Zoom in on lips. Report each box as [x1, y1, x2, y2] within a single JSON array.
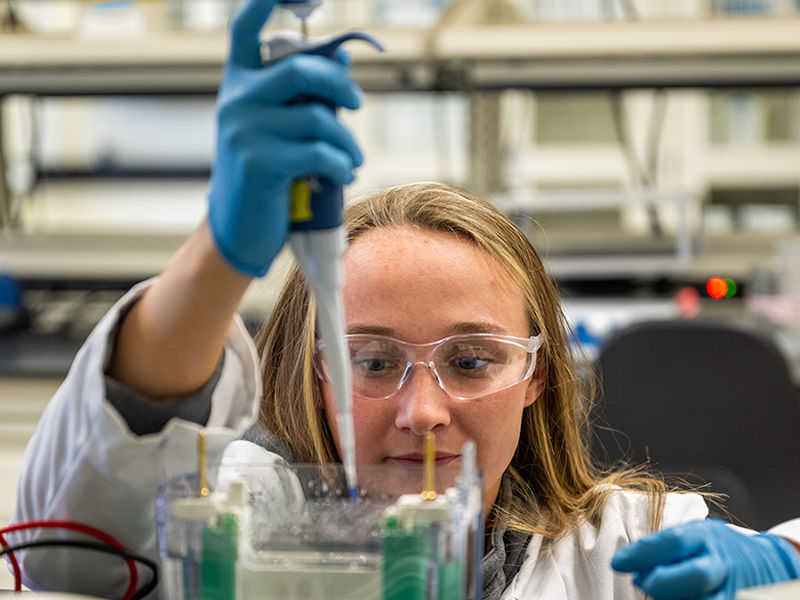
[[387, 453, 460, 467]]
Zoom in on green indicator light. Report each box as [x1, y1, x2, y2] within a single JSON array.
[[724, 278, 737, 298]]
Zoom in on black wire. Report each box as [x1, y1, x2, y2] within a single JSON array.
[[619, 0, 640, 20], [2, 0, 22, 31], [609, 90, 664, 237], [609, 91, 649, 187], [607, 0, 667, 239], [645, 88, 668, 188], [0, 539, 159, 600]]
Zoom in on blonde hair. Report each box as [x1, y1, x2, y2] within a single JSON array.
[[256, 182, 671, 539]]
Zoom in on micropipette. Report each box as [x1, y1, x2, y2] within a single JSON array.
[[269, 4, 383, 501]]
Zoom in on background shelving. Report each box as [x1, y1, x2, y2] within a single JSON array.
[[2, 0, 800, 590]]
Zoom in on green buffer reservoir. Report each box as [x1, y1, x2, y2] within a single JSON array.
[[200, 514, 238, 600], [382, 516, 464, 600]]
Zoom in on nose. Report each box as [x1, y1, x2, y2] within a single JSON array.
[[394, 363, 452, 435]]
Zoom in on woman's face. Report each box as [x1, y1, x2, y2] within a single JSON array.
[[321, 226, 545, 513]]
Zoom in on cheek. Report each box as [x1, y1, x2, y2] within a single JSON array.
[[466, 391, 528, 475], [350, 397, 397, 461]]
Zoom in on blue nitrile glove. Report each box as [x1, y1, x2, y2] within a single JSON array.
[[208, 0, 364, 277], [612, 518, 800, 600]]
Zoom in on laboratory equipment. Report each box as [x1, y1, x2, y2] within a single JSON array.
[[156, 439, 483, 600], [266, 5, 383, 502]]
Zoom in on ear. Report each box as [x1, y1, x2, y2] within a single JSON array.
[[523, 366, 546, 408]]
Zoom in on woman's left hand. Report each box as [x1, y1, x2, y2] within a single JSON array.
[[611, 518, 800, 599]]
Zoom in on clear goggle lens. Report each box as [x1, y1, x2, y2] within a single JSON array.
[[318, 333, 542, 401]]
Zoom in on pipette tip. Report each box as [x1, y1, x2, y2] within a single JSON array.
[[348, 485, 359, 503]]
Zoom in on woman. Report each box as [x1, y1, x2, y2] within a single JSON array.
[[250, 181, 707, 596], [9, 1, 800, 598]]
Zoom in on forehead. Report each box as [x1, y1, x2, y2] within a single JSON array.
[[345, 225, 513, 282], [342, 226, 529, 339]]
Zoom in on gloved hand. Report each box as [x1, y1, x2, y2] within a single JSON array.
[[612, 518, 800, 599], [208, 0, 364, 277]]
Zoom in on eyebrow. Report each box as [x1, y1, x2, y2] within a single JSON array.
[[450, 321, 509, 335], [347, 321, 509, 337], [347, 325, 395, 336]]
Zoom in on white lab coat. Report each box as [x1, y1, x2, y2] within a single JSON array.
[[9, 281, 800, 600]]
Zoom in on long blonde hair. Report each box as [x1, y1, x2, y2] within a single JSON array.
[[256, 182, 670, 539]]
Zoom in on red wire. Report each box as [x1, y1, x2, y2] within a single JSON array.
[[0, 532, 22, 592], [0, 520, 138, 600]]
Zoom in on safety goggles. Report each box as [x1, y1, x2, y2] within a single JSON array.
[[317, 332, 542, 401]]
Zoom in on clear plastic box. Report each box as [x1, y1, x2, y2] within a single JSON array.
[[156, 448, 483, 600]]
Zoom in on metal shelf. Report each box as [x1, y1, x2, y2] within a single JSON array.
[[2, 18, 799, 287], [1, 19, 800, 95], [434, 18, 800, 90]]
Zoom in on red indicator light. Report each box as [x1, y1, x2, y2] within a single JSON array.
[[706, 276, 728, 300]]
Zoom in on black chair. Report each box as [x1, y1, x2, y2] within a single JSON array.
[[592, 318, 800, 530]]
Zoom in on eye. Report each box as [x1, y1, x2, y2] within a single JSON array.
[[350, 346, 404, 377], [453, 355, 488, 371], [447, 347, 495, 377], [356, 358, 390, 373], [440, 339, 510, 377]]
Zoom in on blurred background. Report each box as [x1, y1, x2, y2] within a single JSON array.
[[1, 0, 800, 580]]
